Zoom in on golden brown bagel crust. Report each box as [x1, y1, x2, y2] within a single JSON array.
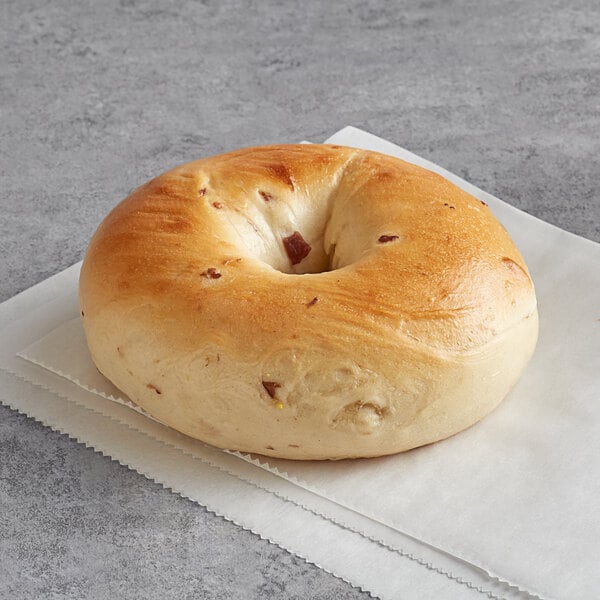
[[79, 145, 538, 459]]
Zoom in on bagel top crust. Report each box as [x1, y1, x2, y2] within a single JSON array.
[[79, 145, 538, 459]]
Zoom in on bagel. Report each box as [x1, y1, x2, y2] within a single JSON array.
[[79, 144, 538, 460]]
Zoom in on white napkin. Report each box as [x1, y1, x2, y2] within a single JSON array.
[[2, 127, 599, 599], [0, 265, 523, 600]]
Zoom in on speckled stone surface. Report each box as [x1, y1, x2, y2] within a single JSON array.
[[1, 1, 599, 598]]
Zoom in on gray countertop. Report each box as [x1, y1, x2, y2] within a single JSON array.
[[1, 1, 599, 598]]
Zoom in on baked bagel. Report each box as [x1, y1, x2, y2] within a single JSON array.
[[79, 144, 538, 459]]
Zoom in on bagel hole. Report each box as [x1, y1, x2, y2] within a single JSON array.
[[255, 228, 364, 275], [257, 229, 339, 275], [221, 169, 379, 275], [280, 234, 339, 275]]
